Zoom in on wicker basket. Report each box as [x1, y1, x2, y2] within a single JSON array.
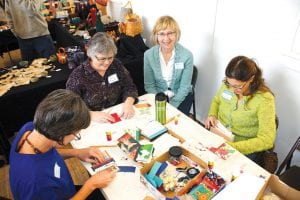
[[119, 13, 143, 37]]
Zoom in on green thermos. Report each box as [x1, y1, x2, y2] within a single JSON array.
[[155, 92, 167, 125]]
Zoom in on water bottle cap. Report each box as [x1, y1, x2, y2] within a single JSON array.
[[155, 92, 167, 101], [169, 146, 182, 158]]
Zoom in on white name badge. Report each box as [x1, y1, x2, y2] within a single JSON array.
[[174, 62, 184, 69], [222, 90, 233, 100], [108, 74, 119, 84], [54, 162, 61, 179]]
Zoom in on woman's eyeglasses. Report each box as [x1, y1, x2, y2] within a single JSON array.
[[95, 55, 114, 63], [224, 79, 247, 89], [157, 31, 176, 38], [73, 133, 81, 141]]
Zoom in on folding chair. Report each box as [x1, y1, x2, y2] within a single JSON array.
[[275, 136, 300, 190], [191, 66, 198, 121]]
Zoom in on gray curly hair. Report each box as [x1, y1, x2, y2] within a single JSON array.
[[86, 32, 117, 59]]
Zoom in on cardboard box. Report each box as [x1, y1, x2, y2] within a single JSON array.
[[257, 174, 300, 200], [140, 147, 226, 199]]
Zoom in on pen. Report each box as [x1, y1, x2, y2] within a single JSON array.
[[91, 144, 118, 148]]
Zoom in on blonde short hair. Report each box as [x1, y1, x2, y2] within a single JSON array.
[[151, 15, 181, 45]]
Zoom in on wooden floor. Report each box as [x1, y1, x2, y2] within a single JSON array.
[[0, 49, 22, 68]]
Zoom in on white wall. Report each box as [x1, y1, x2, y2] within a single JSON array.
[[109, 0, 300, 166]]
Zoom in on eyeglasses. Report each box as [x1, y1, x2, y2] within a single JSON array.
[[94, 55, 114, 63], [157, 31, 176, 38], [73, 133, 81, 141], [224, 79, 247, 89]]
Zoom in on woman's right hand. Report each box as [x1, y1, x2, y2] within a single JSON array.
[[88, 167, 117, 188], [90, 111, 115, 123], [72, 167, 117, 200], [204, 116, 217, 129]]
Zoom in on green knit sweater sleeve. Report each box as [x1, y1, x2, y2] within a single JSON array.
[[227, 92, 276, 155], [208, 86, 223, 117]]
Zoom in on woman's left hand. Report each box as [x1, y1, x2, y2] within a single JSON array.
[[77, 147, 105, 164], [121, 103, 135, 119]]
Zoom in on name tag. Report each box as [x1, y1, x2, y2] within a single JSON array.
[[54, 162, 61, 179], [108, 74, 119, 84], [222, 90, 233, 100], [174, 62, 184, 69]]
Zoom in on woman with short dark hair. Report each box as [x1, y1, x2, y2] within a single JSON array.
[[9, 89, 116, 200]]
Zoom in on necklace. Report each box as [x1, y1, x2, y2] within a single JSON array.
[[17, 131, 42, 154]]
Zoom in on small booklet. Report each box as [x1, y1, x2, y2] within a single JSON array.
[[136, 143, 154, 163], [91, 150, 118, 172], [210, 120, 235, 142], [138, 120, 167, 141], [117, 133, 141, 161]]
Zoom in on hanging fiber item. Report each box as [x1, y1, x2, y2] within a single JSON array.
[[119, 0, 133, 22]]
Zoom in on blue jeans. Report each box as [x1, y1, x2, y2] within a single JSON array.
[[178, 92, 193, 116], [17, 35, 55, 62], [246, 152, 264, 167]]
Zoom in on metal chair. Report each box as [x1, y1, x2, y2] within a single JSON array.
[[275, 136, 300, 191], [191, 66, 198, 121]]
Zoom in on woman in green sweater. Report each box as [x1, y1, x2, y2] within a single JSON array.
[[205, 55, 276, 163]]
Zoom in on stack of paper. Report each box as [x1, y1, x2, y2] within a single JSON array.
[[213, 173, 266, 200], [210, 120, 235, 142], [138, 120, 167, 140]]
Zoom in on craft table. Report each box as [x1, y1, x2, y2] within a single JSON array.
[[71, 94, 270, 200]]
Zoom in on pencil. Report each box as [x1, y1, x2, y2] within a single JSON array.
[[166, 114, 181, 124]]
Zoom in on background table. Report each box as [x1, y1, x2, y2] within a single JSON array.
[[0, 29, 19, 64], [0, 65, 73, 161]]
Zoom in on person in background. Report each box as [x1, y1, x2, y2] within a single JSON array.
[[66, 32, 138, 122], [0, 0, 6, 23], [144, 15, 194, 116], [9, 89, 116, 200], [5, 0, 55, 62], [204, 55, 276, 163]]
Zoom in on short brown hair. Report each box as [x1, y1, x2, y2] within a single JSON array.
[[33, 89, 90, 144]]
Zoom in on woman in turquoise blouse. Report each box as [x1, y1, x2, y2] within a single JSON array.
[[144, 16, 194, 115], [205, 56, 276, 163]]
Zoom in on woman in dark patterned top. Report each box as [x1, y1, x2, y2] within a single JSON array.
[[66, 32, 138, 122]]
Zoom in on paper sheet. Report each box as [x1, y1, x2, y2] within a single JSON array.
[[213, 173, 266, 200]]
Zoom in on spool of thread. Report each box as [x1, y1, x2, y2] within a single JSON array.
[[135, 128, 141, 141], [106, 131, 112, 141]]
